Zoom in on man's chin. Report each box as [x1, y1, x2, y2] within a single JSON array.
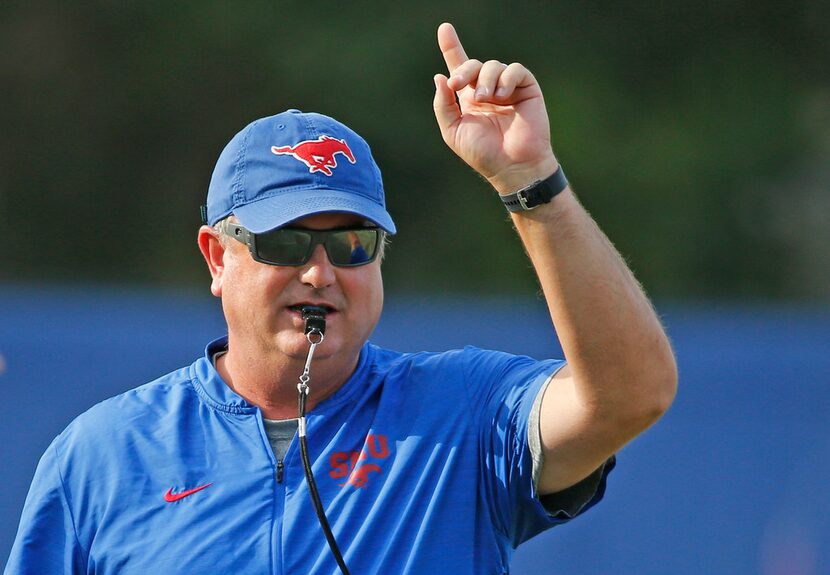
[[271, 331, 338, 361]]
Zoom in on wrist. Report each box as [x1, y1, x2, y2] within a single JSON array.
[[499, 165, 569, 213], [487, 155, 559, 196]]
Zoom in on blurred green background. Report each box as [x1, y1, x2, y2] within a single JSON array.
[[2, 0, 828, 300]]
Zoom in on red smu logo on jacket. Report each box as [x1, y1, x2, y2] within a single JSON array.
[[329, 433, 390, 489]]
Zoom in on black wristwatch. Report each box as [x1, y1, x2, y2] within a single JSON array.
[[499, 166, 568, 213]]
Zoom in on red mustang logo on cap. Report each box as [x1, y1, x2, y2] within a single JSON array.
[[271, 136, 355, 176]]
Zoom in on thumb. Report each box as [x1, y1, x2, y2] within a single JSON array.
[[432, 73, 460, 147]]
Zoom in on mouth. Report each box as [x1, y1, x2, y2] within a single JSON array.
[[287, 303, 337, 315]]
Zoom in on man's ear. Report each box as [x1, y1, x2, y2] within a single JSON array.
[[197, 225, 227, 297]]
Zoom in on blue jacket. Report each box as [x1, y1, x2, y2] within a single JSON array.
[[5, 339, 611, 574]]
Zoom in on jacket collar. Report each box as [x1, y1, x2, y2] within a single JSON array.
[[190, 336, 374, 414]]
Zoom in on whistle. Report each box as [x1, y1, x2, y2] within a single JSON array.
[[301, 305, 327, 336]]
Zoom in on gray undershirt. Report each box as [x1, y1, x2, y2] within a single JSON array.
[[263, 418, 298, 461], [528, 373, 552, 488]]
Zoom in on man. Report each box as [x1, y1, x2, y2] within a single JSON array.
[[5, 23, 676, 574]]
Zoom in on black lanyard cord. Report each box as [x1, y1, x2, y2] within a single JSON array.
[[298, 306, 351, 575]]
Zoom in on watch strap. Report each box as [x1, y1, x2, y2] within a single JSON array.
[[500, 166, 568, 212]]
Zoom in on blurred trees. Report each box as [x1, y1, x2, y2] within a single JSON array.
[[1, 0, 828, 300]]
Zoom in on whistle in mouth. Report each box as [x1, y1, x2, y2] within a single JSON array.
[[301, 305, 327, 336]]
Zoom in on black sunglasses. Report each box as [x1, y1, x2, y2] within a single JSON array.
[[224, 222, 384, 267]]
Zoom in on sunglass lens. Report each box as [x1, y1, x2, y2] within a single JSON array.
[[326, 229, 378, 266], [256, 229, 312, 265]]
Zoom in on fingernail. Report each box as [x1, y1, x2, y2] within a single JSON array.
[[495, 87, 509, 98], [475, 87, 488, 100]]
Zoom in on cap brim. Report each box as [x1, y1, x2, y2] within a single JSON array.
[[233, 188, 396, 235]]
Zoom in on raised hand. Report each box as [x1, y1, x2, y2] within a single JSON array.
[[432, 22, 558, 194]]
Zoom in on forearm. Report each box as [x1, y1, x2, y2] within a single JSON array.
[[508, 181, 677, 420]]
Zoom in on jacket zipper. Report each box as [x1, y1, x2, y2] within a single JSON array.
[[276, 459, 284, 483]]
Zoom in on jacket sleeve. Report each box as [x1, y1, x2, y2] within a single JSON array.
[[460, 346, 612, 546], [4, 442, 85, 575]]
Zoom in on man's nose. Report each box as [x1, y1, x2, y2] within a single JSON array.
[[299, 244, 336, 288]]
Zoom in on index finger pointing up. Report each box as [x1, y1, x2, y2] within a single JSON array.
[[437, 22, 469, 73]]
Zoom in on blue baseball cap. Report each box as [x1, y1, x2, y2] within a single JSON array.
[[205, 109, 395, 234]]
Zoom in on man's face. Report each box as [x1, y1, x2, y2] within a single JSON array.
[[206, 212, 384, 365]]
